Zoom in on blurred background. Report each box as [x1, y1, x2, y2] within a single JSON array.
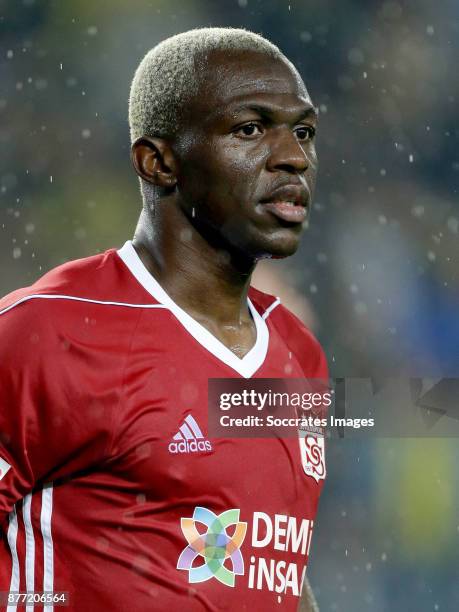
[[1, 0, 458, 609]]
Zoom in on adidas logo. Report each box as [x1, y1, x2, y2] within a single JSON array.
[[168, 415, 212, 454]]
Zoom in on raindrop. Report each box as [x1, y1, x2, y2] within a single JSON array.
[[300, 31, 312, 43], [354, 301, 367, 315], [180, 228, 192, 241], [411, 205, 424, 218], [348, 48, 364, 65], [446, 217, 458, 233]]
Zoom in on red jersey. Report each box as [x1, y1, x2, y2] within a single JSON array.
[[0, 241, 328, 611]]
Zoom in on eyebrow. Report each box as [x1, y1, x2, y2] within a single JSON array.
[[228, 102, 318, 122]]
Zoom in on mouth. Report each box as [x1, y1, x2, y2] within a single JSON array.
[[259, 185, 309, 224], [261, 200, 308, 224]]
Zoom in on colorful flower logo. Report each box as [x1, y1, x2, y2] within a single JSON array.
[[177, 506, 247, 587]]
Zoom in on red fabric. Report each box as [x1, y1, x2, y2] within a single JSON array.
[[0, 248, 328, 611]]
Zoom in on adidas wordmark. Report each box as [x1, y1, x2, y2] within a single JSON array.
[[168, 415, 212, 454]]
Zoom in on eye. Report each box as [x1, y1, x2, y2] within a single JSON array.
[[294, 125, 316, 142], [234, 123, 263, 138]]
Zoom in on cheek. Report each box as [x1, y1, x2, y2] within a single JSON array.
[[307, 148, 318, 171], [177, 136, 267, 207], [212, 142, 266, 198], [221, 140, 265, 171], [305, 149, 318, 186]]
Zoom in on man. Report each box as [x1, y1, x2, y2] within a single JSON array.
[[0, 28, 327, 611]]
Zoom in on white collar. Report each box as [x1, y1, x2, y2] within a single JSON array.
[[117, 241, 269, 378]]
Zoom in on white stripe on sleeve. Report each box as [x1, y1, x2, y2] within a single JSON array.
[[6, 505, 19, 612], [41, 483, 54, 612], [22, 494, 35, 612]]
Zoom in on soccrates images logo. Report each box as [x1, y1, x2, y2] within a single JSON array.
[[177, 506, 247, 587]]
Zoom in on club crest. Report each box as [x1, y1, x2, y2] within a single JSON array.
[[299, 435, 326, 482]]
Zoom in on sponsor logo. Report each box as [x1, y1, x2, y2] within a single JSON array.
[[0, 457, 11, 481], [177, 506, 314, 597], [168, 414, 212, 454], [177, 507, 247, 586], [299, 436, 326, 482]]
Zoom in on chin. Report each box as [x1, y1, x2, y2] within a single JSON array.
[[252, 243, 299, 261], [267, 247, 298, 260], [254, 231, 302, 259], [223, 226, 301, 262]]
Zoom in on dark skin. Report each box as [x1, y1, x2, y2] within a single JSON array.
[[131, 49, 318, 359], [131, 49, 320, 610]]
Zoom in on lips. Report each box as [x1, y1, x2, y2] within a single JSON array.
[[259, 184, 309, 224]]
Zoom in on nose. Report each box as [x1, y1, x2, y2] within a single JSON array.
[[266, 128, 309, 174]]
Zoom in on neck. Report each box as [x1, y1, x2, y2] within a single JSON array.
[[132, 204, 256, 326]]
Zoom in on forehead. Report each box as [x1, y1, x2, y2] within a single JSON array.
[[192, 49, 311, 116]]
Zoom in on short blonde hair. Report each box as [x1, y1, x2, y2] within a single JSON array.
[[128, 27, 284, 142]]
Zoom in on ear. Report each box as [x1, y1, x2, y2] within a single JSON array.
[[131, 136, 177, 189]]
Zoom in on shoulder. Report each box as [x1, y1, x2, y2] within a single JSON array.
[[249, 286, 328, 378], [0, 247, 128, 308], [0, 250, 108, 343], [0, 247, 152, 362], [0, 244, 161, 315]]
